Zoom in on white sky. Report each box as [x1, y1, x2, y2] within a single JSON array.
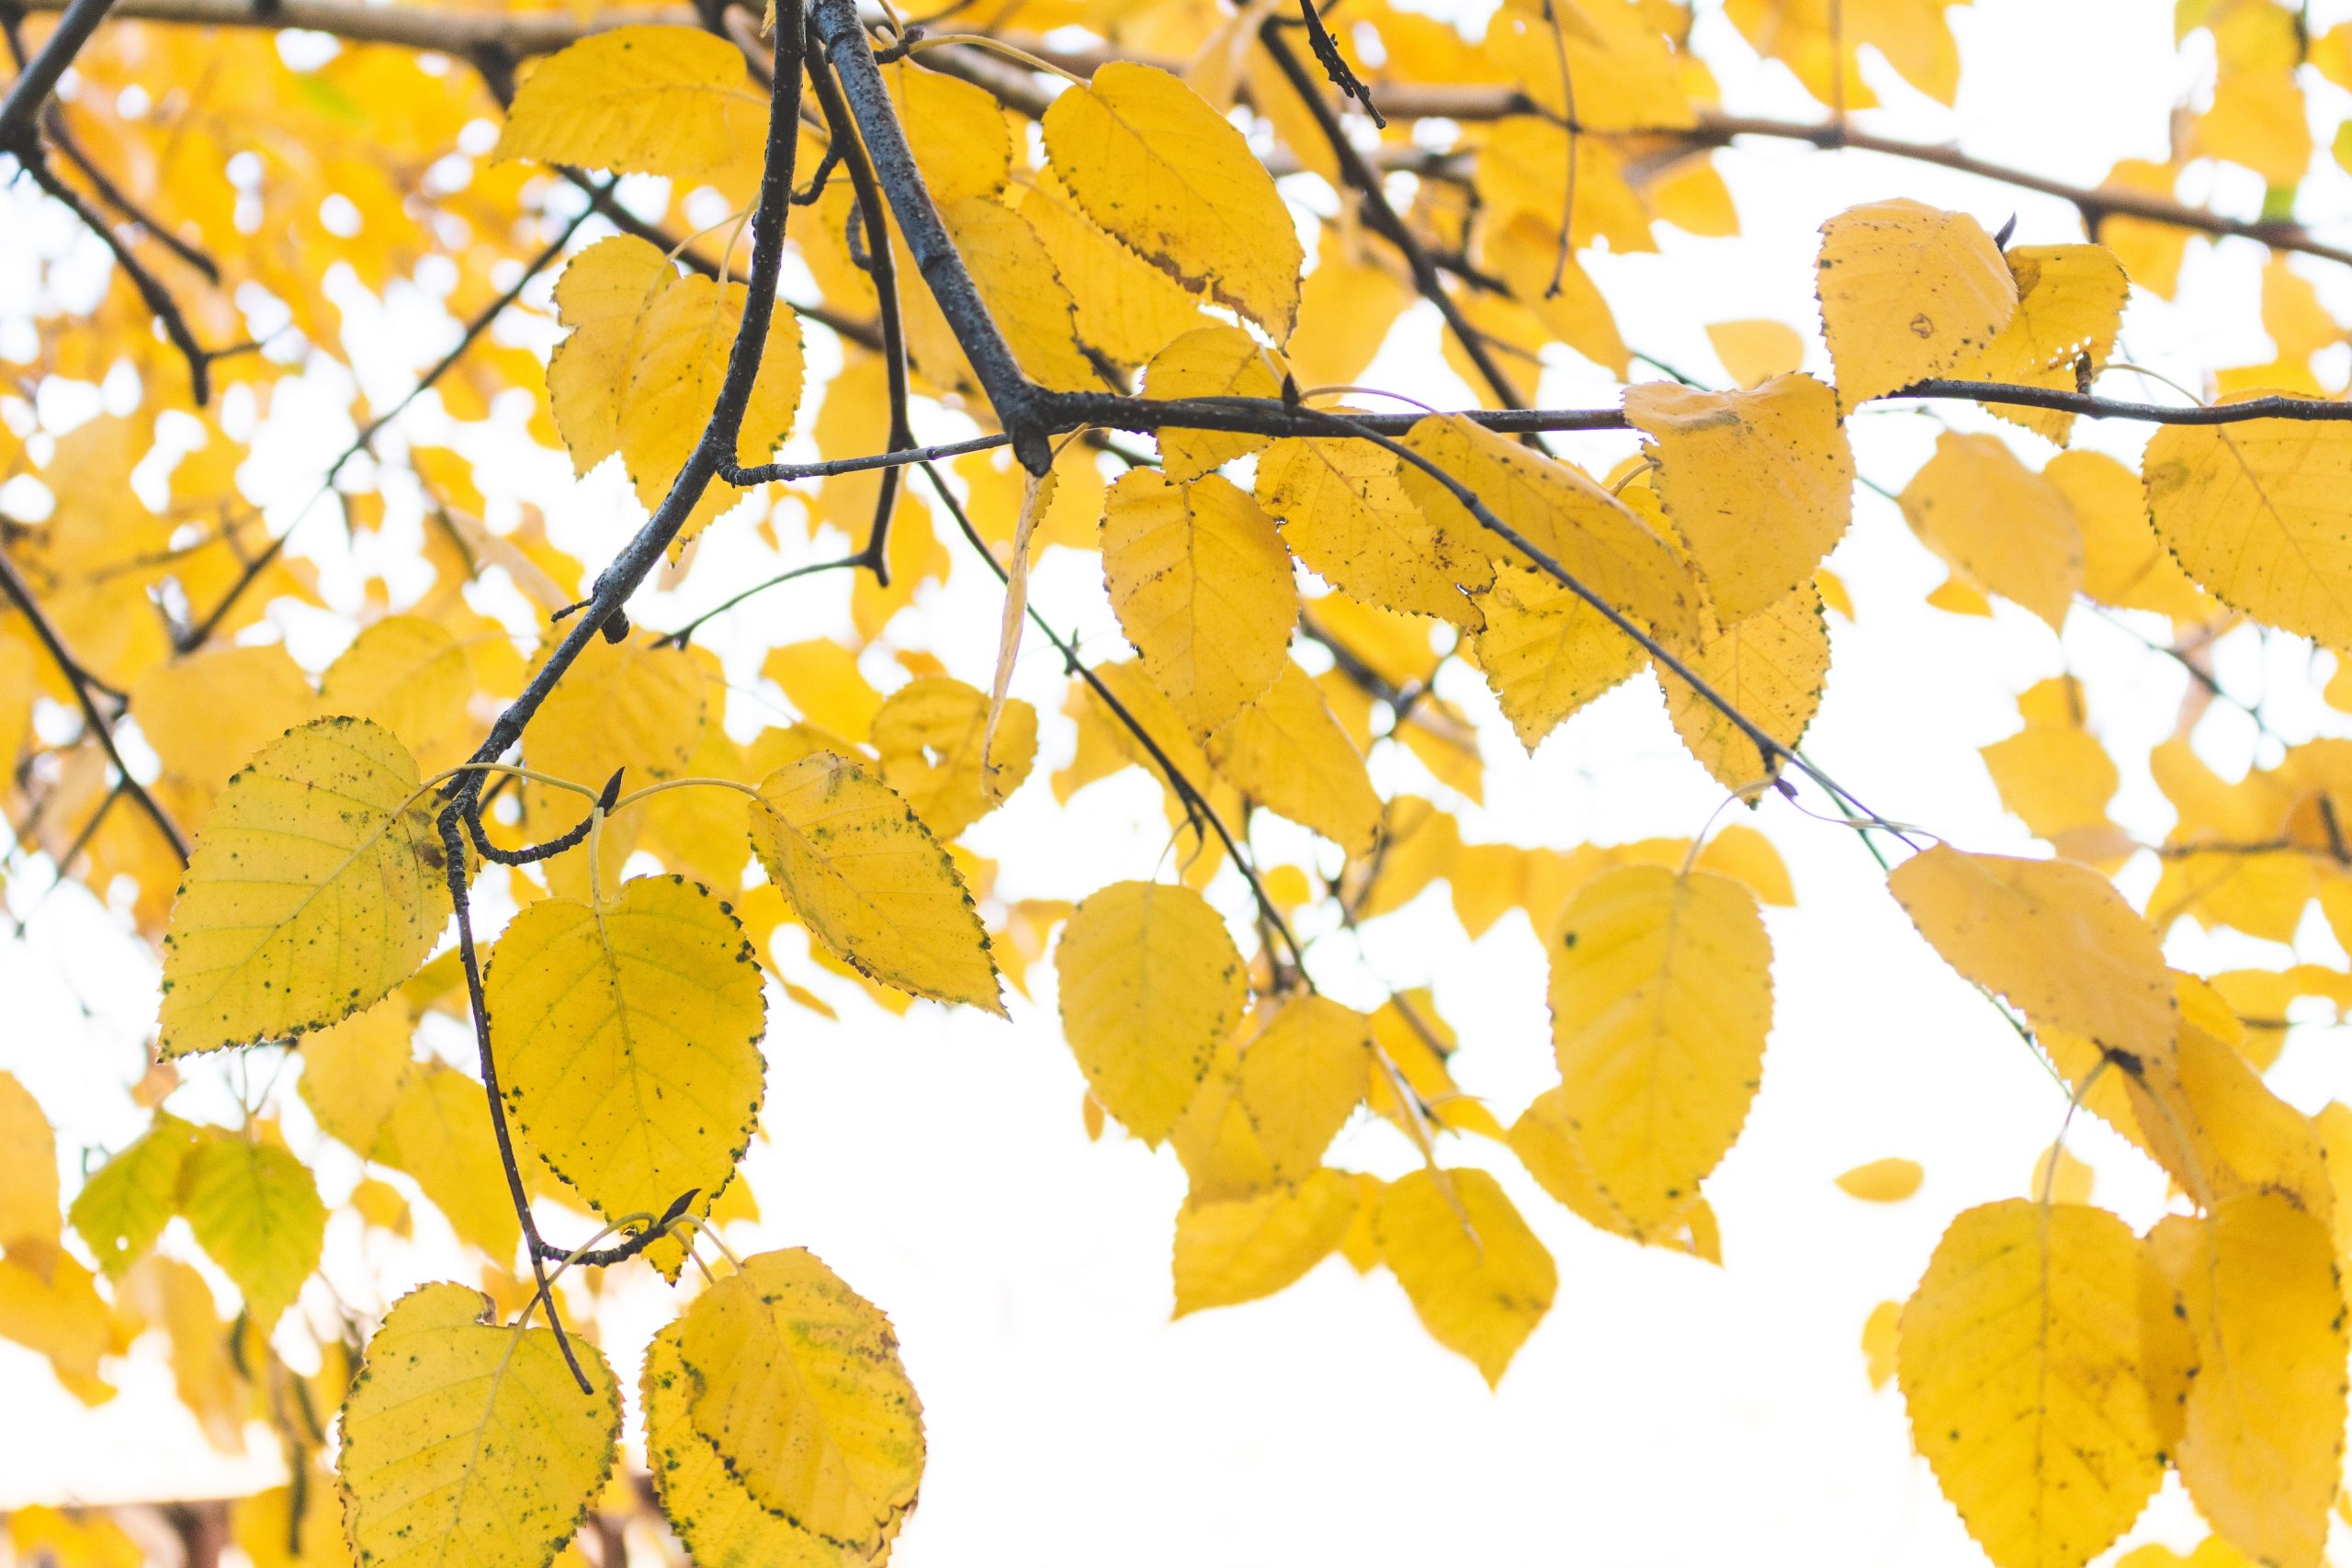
[[9, 0, 2352, 1563]]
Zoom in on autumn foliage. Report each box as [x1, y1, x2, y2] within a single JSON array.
[[9, 0, 2352, 1563]]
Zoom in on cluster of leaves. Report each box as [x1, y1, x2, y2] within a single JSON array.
[[9, 0, 2352, 1563]]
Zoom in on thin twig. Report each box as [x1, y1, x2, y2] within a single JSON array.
[[0, 548, 189, 863]]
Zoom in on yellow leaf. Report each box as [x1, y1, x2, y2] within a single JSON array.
[[1012, 167, 1212, 370], [1835, 1156, 1923, 1202], [0, 1251, 118, 1404], [1145, 322, 1286, 481], [1057, 881, 1245, 1145], [1861, 1299, 1899, 1389], [1897, 1200, 2168, 1568], [69, 1113, 198, 1278], [750, 752, 1003, 1012], [883, 59, 1010, 202], [298, 997, 415, 1156], [1374, 1168, 1555, 1386], [1897, 432, 2081, 632], [1468, 562, 1648, 750], [2031, 1144, 2095, 1205], [1657, 581, 1831, 793], [871, 673, 1036, 840], [159, 716, 450, 1055], [496, 25, 763, 182], [2143, 417, 2352, 649], [1172, 1168, 1359, 1315], [131, 645, 317, 822], [1236, 994, 1373, 1179], [0, 1071, 58, 1253], [321, 615, 478, 771], [1951, 244, 2131, 445], [527, 635, 703, 793], [1102, 468, 1297, 734], [1400, 414, 1699, 646], [178, 1133, 323, 1328], [671, 1248, 924, 1550], [339, 1282, 620, 1568], [379, 1064, 523, 1260], [487, 874, 764, 1240], [1256, 434, 1485, 627], [1204, 662, 1381, 857], [1693, 823, 1796, 907], [1706, 319, 1807, 388], [2151, 1191, 2347, 1568], [119, 1255, 248, 1452], [1816, 199, 2018, 408], [762, 639, 884, 740], [1287, 232, 1414, 390], [936, 195, 1101, 394], [1547, 865, 1772, 1240], [640, 1322, 875, 1568], [1623, 373, 1854, 624], [1889, 844, 2175, 1059], [1042, 62, 1303, 337], [547, 234, 805, 520]]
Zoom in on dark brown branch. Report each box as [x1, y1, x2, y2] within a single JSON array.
[[0, 549, 189, 863], [802, 29, 911, 580], [0, 0, 114, 149], [806, 0, 1047, 467]]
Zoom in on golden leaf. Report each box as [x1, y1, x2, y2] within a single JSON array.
[[1057, 880, 1245, 1145], [496, 25, 763, 182], [1816, 198, 2018, 408], [1375, 1168, 1555, 1386], [1172, 1169, 1359, 1315]]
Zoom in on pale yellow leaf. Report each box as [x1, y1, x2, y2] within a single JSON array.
[[1951, 244, 2131, 444], [0, 1071, 58, 1253], [487, 874, 764, 1239], [496, 25, 763, 182], [1204, 662, 1381, 856], [1255, 434, 1486, 627], [1468, 562, 1648, 750], [1057, 880, 1245, 1145], [1889, 844, 2175, 1059], [1546, 864, 1772, 1240], [1237, 994, 1373, 1179], [1706, 319, 1806, 389], [1897, 432, 2082, 633], [1375, 1168, 1555, 1386], [2143, 416, 2352, 649], [1144, 323, 1286, 482], [1836, 1156, 1923, 1202], [321, 615, 478, 771], [872, 674, 1036, 840], [1172, 1168, 1359, 1315], [1657, 581, 1831, 793]]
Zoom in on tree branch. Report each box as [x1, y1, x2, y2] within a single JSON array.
[[0, 0, 115, 150], [802, 0, 1047, 467], [802, 28, 911, 580], [0, 548, 190, 864]]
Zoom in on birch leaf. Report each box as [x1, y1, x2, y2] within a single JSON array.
[[1817, 198, 2018, 407], [496, 25, 763, 182], [339, 1283, 620, 1568], [1057, 880, 1245, 1145], [1375, 1168, 1555, 1386], [158, 716, 450, 1056]]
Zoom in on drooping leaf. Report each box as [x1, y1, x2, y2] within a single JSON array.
[[159, 716, 450, 1055], [0, 1072, 59, 1255], [1898, 432, 2082, 632], [1374, 1168, 1555, 1386], [69, 1113, 199, 1279], [1898, 1200, 2169, 1568], [1101, 468, 1297, 735], [671, 1248, 924, 1551], [1236, 994, 1373, 1179], [1056, 880, 1246, 1145], [871, 674, 1036, 840], [1468, 563, 1649, 750], [339, 1283, 620, 1568], [487, 874, 765, 1241], [1256, 434, 1487, 627], [1545, 864, 1772, 1240], [749, 752, 1003, 1012], [1143, 323, 1286, 482], [1657, 582, 1831, 793], [1204, 662, 1381, 856], [1172, 1169, 1360, 1315], [2149, 1190, 2348, 1568]]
